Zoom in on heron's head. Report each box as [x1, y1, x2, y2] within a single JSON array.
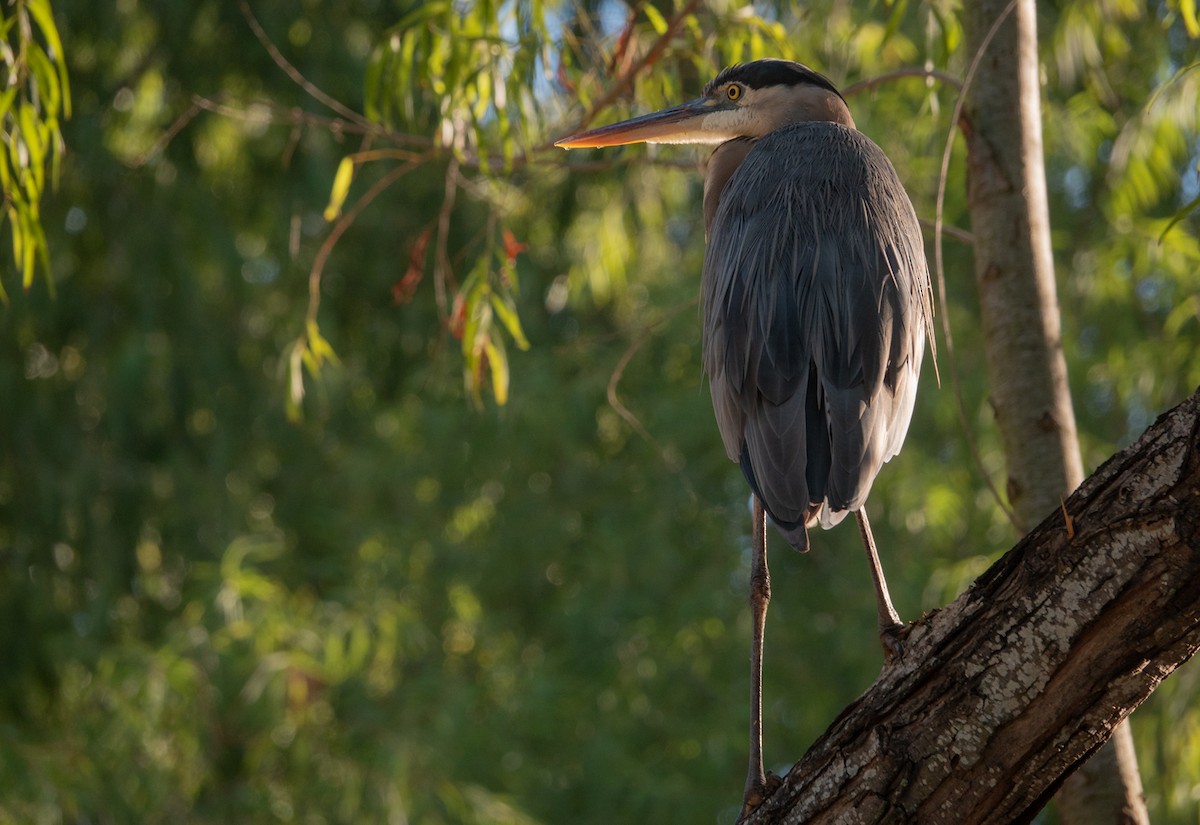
[[555, 59, 854, 149]]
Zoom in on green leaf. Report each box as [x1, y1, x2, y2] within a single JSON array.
[[363, 45, 388, 125], [458, 258, 491, 359], [301, 346, 320, 377], [490, 292, 529, 350], [0, 84, 17, 123], [27, 45, 61, 118], [48, 119, 63, 188], [643, 5, 668, 35], [18, 101, 47, 177], [1182, 0, 1200, 37], [306, 319, 341, 367], [26, 0, 71, 117], [19, 207, 37, 289], [398, 31, 418, 122], [931, 3, 962, 61], [471, 67, 490, 121], [484, 334, 509, 405], [286, 339, 306, 420], [324, 156, 355, 221], [882, 0, 908, 44], [346, 621, 371, 673], [462, 289, 492, 361], [0, 137, 12, 191]]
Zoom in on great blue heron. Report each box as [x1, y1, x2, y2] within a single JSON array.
[[556, 59, 933, 818]]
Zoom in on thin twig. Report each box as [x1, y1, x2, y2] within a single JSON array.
[[238, 0, 371, 129], [608, 329, 659, 444], [190, 95, 431, 145], [918, 217, 973, 246], [933, 0, 1022, 531], [606, 296, 698, 451], [346, 148, 428, 165], [433, 160, 461, 324], [307, 159, 424, 325], [131, 100, 202, 167], [842, 67, 964, 98]]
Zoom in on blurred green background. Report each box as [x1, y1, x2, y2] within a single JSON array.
[[1, 1, 1198, 823]]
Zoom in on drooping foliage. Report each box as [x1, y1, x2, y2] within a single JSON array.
[[0, 0, 71, 297]]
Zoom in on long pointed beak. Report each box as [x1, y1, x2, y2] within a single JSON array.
[[555, 97, 730, 149]]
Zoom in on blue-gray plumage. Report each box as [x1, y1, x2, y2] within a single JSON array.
[[703, 120, 931, 552], [555, 58, 932, 819]]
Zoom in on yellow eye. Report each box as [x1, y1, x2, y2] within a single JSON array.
[[726, 84, 742, 102]]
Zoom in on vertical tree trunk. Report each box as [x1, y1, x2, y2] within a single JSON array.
[[959, 1, 1149, 822]]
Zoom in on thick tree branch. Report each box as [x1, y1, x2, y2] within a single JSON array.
[[745, 387, 1200, 824]]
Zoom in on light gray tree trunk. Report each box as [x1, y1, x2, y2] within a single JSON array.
[[960, 0, 1148, 821]]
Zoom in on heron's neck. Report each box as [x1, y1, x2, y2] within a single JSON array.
[[703, 138, 756, 234], [701, 87, 855, 234]]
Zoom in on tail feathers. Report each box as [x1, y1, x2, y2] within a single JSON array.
[[749, 494, 814, 552], [776, 518, 811, 553]]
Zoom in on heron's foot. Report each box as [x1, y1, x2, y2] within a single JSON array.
[[879, 621, 909, 663], [738, 772, 783, 822]]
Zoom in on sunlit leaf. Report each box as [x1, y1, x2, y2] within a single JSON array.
[[484, 334, 509, 405], [27, 45, 60, 117], [20, 207, 36, 288], [643, 4, 668, 35], [0, 0, 70, 296], [286, 339, 306, 420], [0, 85, 15, 122], [1181, 0, 1200, 37], [17, 102, 47, 196], [323, 156, 355, 222], [490, 292, 530, 350], [306, 319, 341, 367], [363, 44, 388, 124], [931, 3, 962, 60], [26, 0, 71, 116], [882, 0, 909, 44]]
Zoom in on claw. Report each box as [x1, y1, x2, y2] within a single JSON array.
[[880, 621, 910, 663]]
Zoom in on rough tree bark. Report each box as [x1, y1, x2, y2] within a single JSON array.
[[743, 387, 1200, 824], [960, 0, 1148, 820]]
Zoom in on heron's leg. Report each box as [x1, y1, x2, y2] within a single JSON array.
[[740, 498, 780, 819], [855, 507, 905, 660]]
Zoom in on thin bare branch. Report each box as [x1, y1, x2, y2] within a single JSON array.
[[842, 66, 963, 98], [189, 95, 431, 144], [606, 297, 696, 442], [307, 159, 425, 326], [131, 100, 202, 167], [606, 297, 700, 480], [345, 148, 429, 165], [917, 217, 973, 246], [433, 160, 461, 324], [238, 0, 371, 129]]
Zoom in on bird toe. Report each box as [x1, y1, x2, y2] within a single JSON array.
[[879, 621, 910, 663], [738, 772, 783, 822]]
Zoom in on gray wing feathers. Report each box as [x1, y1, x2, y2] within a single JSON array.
[[702, 122, 930, 536]]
